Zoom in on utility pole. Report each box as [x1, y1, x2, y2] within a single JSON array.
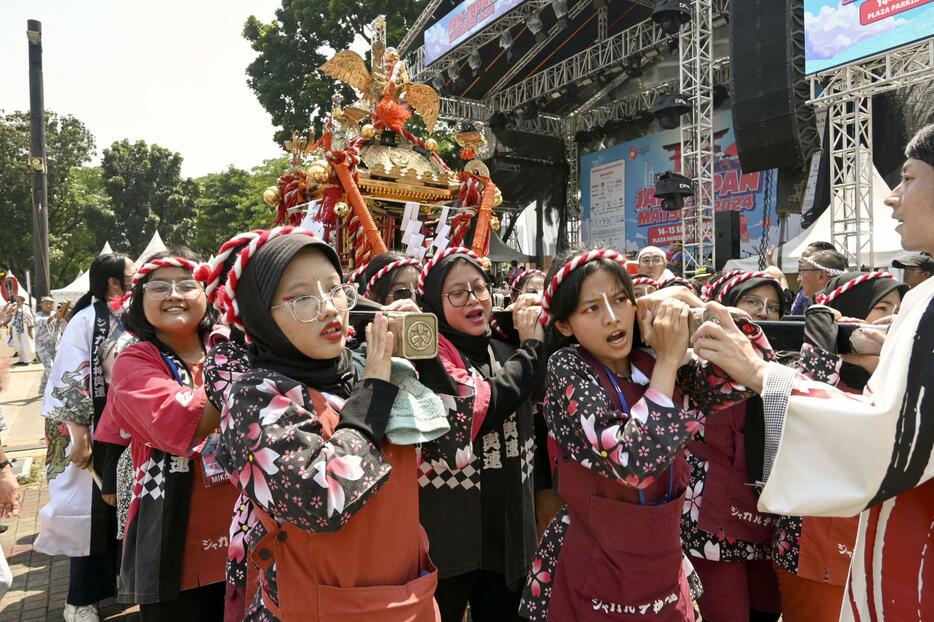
[[27, 19, 50, 298]]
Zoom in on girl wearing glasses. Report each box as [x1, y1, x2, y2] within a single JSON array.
[[417, 247, 545, 622], [201, 229, 467, 622], [677, 270, 788, 622], [94, 250, 236, 621]]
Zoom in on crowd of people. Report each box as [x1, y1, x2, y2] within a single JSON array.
[[0, 124, 931, 622]]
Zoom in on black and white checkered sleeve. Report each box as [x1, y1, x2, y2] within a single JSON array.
[[761, 361, 797, 481]]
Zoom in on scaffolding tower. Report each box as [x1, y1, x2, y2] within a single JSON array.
[[679, 0, 716, 276]]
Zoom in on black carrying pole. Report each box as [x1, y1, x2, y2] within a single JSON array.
[[28, 19, 50, 298]]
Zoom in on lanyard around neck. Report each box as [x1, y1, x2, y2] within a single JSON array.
[[596, 359, 674, 506]]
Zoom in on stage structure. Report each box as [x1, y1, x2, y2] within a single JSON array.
[[405, 0, 729, 274], [402, 0, 932, 272], [809, 37, 934, 269]]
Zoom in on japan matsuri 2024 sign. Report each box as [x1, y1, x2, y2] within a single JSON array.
[[580, 111, 797, 259], [804, 0, 934, 74]]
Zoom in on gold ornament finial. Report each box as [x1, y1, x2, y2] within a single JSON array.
[[284, 130, 314, 167], [263, 186, 282, 207], [334, 201, 350, 218], [361, 124, 376, 139], [424, 138, 438, 152], [307, 159, 330, 184]]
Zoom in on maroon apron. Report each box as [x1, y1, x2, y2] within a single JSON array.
[[687, 402, 775, 544], [546, 350, 695, 621], [248, 390, 440, 622]]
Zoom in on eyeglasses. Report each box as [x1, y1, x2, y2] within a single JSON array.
[[444, 282, 492, 307], [738, 295, 782, 317], [639, 256, 665, 265], [271, 283, 358, 323], [143, 279, 204, 301], [388, 287, 416, 301]]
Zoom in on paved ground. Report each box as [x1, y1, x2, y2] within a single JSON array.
[[0, 353, 138, 621]]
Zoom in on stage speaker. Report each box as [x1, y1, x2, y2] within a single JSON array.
[[730, 0, 819, 172], [715, 210, 740, 270]]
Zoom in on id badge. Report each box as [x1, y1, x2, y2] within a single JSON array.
[[198, 432, 228, 488]]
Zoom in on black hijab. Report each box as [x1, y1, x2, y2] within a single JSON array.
[[719, 275, 786, 318], [237, 234, 355, 396], [420, 253, 493, 369], [823, 271, 908, 321], [822, 272, 908, 390]]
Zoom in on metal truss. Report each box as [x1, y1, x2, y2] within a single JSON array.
[[828, 97, 874, 269], [570, 61, 729, 132], [486, 0, 592, 95], [490, 0, 727, 113], [491, 16, 668, 111], [407, 0, 555, 82], [809, 37, 934, 106], [679, 0, 715, 277], [398, 0, 448, 57], [438, 96, 565, 136], [809, 36, 934, 268], [565, 139, 581, 248]]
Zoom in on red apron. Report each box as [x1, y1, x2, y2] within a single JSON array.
[[687, 402, 775, 544], [248, 390, 440, 622], [546, 350, 695, 621]]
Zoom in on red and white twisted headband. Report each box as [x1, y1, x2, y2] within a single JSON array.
[[195, 230, 264, 309], [815, 271, 894, 306], [219, 226, 318, 338], [509, 269, 544, 292], [541, 249, 626, 325], [701, 269, 745, 302], [658, 276, 692, 289], [801, 254, 845, 276], [713, 271, 780, 304], [631, 276, 659, 288], [111, 256, 204, 311], [417, 247, 481, 296], [365, 258, 421, 297]]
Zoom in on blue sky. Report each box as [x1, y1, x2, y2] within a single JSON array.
[[0, 0, 286, 177]]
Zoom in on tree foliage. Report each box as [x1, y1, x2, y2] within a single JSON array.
[[0, 111, 103, 286], [243, 0, 428, 144], [100, 139, 198, 257], [188, 157, 288, 257]]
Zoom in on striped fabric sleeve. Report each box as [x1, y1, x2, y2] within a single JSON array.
[[761, 361, 797, 481]]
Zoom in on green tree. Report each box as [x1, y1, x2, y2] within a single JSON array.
[[100, 139, 198, 257], [243, 0, 427, 144], [189, 157, 288, 256], [0, 111, 102, 286]]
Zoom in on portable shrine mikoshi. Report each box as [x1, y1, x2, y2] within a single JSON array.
[[261, 16, 504, 271]]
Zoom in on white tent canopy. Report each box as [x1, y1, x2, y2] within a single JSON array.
[[50, 242, 114, 303], [724, 165, 902, 273], [135, 231, 167, 265]]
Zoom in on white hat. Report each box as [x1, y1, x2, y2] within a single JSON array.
[[637, 246, 667, 261]]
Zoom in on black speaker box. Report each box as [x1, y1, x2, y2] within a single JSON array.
[[715, 210, 740, 270], [730, 0, 819, 172]]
